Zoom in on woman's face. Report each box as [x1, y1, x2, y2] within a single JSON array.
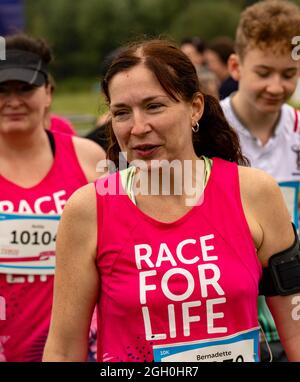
[[0, 81, 52, 134], [108, 64, 203, 167]]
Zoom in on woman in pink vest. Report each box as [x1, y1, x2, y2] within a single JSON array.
[[0, 33, 105, 361], [44, 39, 300, 362]]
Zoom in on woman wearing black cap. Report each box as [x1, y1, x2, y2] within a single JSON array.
[[0, 33, 105, 361]]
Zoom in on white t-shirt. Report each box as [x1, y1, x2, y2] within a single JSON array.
[[220, 96, 300, 183]]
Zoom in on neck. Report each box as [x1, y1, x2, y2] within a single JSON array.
[[134, 153, 204, 204], [232, 93, 280, 144], [0, 127, 49, 160]]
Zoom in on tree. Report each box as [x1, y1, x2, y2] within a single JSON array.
[[169, 0, 242, 42], [25, 0, 244, 79]]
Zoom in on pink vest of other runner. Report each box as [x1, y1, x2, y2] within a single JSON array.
[[95, 158, 262, 362], [50, 115, 76, 136], [0, 132, 87, 361]]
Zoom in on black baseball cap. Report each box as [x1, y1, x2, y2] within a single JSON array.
[[0, 49, 48, 86]]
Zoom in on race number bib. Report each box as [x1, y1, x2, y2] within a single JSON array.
[[153, 327, 260, 362], [279, 181, 299, 229], [0, 213, 60, 275]]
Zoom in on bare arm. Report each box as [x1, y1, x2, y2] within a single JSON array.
[[73, 136, 107, 182], [240, 167, 300, 361], [43, 183, 98, 361]]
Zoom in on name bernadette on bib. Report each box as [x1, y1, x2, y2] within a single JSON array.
[[153, 327, 260, 362]]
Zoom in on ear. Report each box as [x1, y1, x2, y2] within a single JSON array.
[[45, 84, 53, 108], [191, 92, 204, 124], [228, 53, 241, 81]]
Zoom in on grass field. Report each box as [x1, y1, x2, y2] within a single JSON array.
[[51, 79, 108, 136]]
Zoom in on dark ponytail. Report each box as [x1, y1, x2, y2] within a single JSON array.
[[106, 119, 119, 167], [193, 94, 249, 166]]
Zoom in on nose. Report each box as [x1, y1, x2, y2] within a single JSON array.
[[130, 110, 151, 136], [4, 91, 23, 107], [265, 74, 284, 96]]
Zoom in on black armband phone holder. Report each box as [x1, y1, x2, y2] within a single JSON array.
[[259, 223, 300, 296]]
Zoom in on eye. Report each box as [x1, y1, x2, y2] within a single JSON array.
[[282, 71, 297, 80], [256, 71, 270, 78], [147, 103, 163, 111], [19, 84, 37, 93], [114, 110, 128, 116], [112, 109, 130, 120]]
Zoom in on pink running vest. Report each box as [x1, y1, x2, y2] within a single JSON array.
[[0, 131, 87, 361], [95, 158, 262, 362], [50, 115, 76, 136]]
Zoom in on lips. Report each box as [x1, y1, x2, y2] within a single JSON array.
[[133, 144, 159, 150], [264, 99, 282, 102], [261, 97, 283, 103], [132, 144, 161, 158], [3, 113, 27, 118]]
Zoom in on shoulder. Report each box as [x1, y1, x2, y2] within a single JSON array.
[[72, 135, 106, 159], [238, 165, 279, 225], [56, 183, 98, 265], [62, 183, 96, 221], [60, 183, 97, 240], [281, 103, 300, 134], [238, 166, 294, 265], [281, 102, 297, 116], [72, 136, 107, 182], [238, 166, 279, 199], [219, 96, 235, 124], [238, 166, 284, 221]]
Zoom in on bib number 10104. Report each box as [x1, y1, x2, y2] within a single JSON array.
[[10, 230, 56, 246]]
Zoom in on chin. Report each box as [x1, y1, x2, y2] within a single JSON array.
[[0, 124, 29, 134], [129, 158, 154, 170], [258, 102, 283, 114]]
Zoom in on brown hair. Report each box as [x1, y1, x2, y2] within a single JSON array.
[[235, 0, 300, 59], [207, 36, 235, 65], [180, 36, 206, 54], [102, 39, 248, 166]]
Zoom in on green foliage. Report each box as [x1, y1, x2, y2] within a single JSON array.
[[52, 85, 107, 134], [25, 0, 245, 79], [169, 0, 241, 41]]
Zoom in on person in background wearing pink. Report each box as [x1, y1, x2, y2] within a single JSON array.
[[43, 39, 300, 362], [0, 33, 105, 361], [49, 114, 76, 135]]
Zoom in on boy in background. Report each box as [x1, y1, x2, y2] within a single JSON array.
[[221, 0, 300, 361]]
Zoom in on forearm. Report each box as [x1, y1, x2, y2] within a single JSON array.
[[280, 333, 300, 361], [43, 336, 88, 362], [267, 294, 300, 361]]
